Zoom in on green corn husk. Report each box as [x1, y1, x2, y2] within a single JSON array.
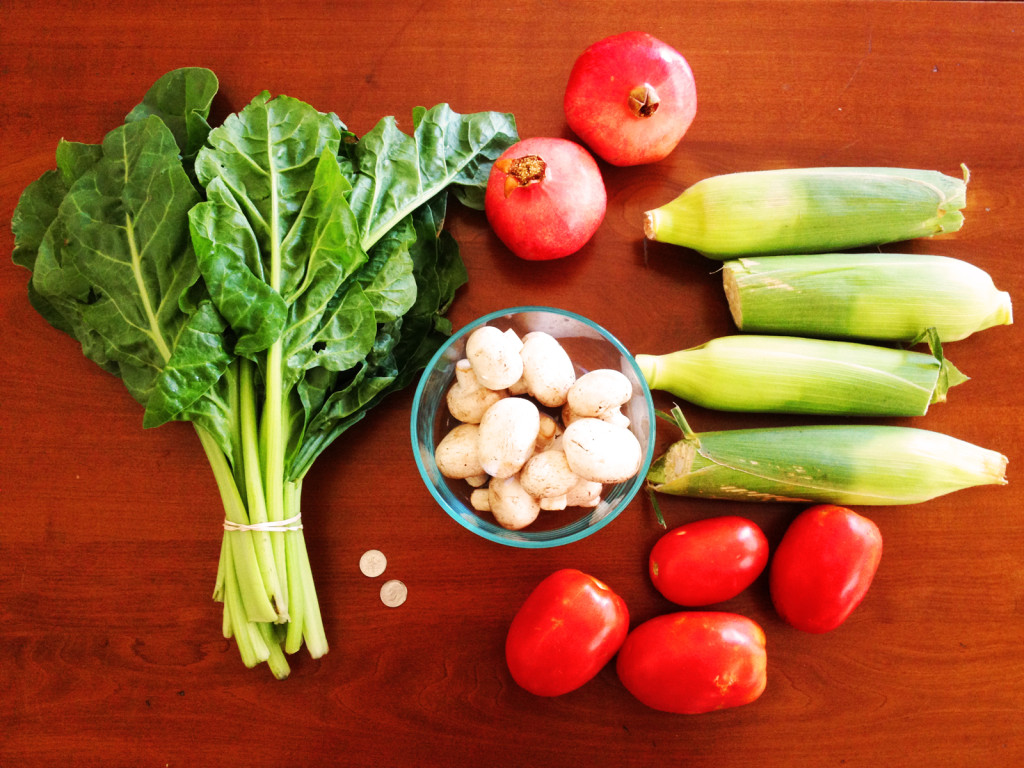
[[724, 252, 1012, 343], [643, 166, 968, 258], [634, 332, 967, 417], [647, 408, 1008, 505]]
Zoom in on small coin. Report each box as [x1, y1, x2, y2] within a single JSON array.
[[359, 549, 387, 578], [380, 579, 408, 608]]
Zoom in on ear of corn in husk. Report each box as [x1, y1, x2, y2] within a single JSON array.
[[646, 407, 1007, 505], [643, 166, 968, 258], [634, 332, 967, 417], [724, 252, 1012, 343]]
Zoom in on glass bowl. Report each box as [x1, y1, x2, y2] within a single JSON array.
[[410, 306, 656, 548]]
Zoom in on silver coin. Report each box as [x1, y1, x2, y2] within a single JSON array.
[[359, 549, 387, 578], [380, 579, 408, 608]]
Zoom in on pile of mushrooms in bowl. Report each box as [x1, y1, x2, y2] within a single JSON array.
[[411, 307, 655, 548]]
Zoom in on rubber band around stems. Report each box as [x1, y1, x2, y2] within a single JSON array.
[[223, 513, 303, 532]]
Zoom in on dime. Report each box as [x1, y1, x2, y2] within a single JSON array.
[[380, 579, 408, 608], [359, 549, 387, 578]]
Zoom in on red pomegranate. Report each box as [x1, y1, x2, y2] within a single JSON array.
[[484, 137, 606, 261], [564, 31, 697, 166]]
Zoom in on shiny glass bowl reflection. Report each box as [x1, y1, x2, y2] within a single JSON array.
[[411, 306, 656, 548]]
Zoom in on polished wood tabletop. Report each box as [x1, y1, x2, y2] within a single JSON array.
[[2, 1, 1022, 766]]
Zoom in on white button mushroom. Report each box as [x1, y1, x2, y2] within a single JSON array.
[[508, 376, 530, 396], [476, 397, 541, 478], [488, 475, 541, 530], [539, 495, 568, 511], [562, 417, 643, 484], [565, 477, 603, 508], [519, 331, 576, 407], [534, 412, 561, 452], [447, 359, 507, 423], [470, 487, 491, 512], [560, 402, 582, 428], [465, 325, 524, 390], [566, 368, 634, 428], [503, 328, 524, 351], [434, 423, 484, 479], [519, 449, 580, 500]]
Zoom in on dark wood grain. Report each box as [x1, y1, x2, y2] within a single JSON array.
[[2, 1, 1023, 766]]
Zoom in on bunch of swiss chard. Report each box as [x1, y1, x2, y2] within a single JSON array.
[[11, 68, 518, 678]]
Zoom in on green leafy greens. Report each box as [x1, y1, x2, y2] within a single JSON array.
[[11, 68, 518, 678]]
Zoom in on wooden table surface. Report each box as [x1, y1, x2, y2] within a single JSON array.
[[2, 1, 1022, 766]]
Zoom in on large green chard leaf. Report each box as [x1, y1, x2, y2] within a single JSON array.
[[12, 140, 107, 336], [25, 115, 232, 424], [12, 171, 66, 274], [125, 67, 220, 159], [346, 103, 517, 251], [194, 91, 345, 267], [191, 92, 354, 358], [11, 171, 80, 335], [188, 179, 289, 357], [12, 66, 225, 385]]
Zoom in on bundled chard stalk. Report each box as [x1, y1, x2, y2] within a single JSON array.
[[647, 408, 1008, 506], [634, 331, 967, 417], [11, 68, 518, 677], [643, 166, 969, 257]]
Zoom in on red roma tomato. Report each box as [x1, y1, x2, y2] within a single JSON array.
[[649, 516, 769, 606], [505, 568, 629, 697], [484, 137, 606, 261], [769, 504, 883, 634], [564, 31, 697, 166], [616, 612, 767, 714]]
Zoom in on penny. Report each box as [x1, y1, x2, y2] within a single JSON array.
[[380, 579, 408, 608], [359, 549, 387, 578]]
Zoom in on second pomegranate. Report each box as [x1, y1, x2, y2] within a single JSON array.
[[484, 137, 607, 261]]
